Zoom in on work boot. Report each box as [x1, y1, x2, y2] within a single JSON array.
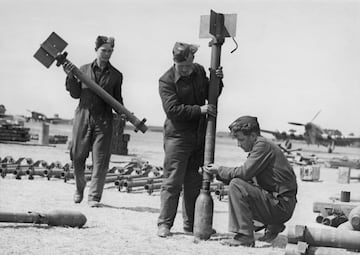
[[88, 200, 101, 208], [183, 227, 217, 235], [258, 224, 285, 242], [157, 225, 171, 238], [221, 233, 255, 247], [73, 190, 84, 204]]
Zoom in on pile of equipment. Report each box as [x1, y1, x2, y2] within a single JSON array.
[[0, 122, 30, 142], [285, 221, 360, 254], [0, 156, 164, 194], [289, 192, 360, 254]]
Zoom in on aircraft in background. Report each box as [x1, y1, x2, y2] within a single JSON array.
[[27, 110, 47, 121], [0, 105, 26, 126], [27, 110, 73, 125], [261, 111, 360, 153]]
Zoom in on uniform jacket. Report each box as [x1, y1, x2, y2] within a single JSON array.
[[159, 63, 221, 141], [218, 136, 298, 198], [66, 60, 123, 119]]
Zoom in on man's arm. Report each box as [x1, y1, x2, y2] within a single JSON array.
[[204, 65, 224, 97], [65, 76, 81, 99], [217, 141, 273, 181], [64, 63, 82, 99], [113, 72, 123, 105], [159, 79, 201, 121]]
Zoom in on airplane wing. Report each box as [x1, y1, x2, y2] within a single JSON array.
[[261, 129, 304, 141], [334, 136, 360, 146], [260, 129, 280, 136], [288, 122, 305, 126], [261, 129, 282, 139]]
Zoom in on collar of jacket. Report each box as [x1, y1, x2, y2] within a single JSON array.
[[173, 65, 196, 83], [247, 136, 266, 158], [91, 59, 111, 72]]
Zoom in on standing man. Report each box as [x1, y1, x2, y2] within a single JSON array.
[[63, 36, 123, 207], [157, 42, 223, 237], [205, 116, 297, 247]]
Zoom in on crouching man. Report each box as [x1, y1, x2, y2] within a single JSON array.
[[205, 116, 297, 247]]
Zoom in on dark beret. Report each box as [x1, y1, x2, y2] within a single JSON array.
[[172, 42, 198, 62], [95, 36, 115, 50]]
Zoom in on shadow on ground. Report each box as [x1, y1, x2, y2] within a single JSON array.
[[101, 203, 160, 213]]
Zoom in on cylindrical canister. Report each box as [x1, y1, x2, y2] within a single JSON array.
[[348, 205, 360, 231], [39, 122, 49, 145], [340, 191, 350, 202]]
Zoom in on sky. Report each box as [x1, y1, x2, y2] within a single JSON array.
[[1, 0, 359, 135]]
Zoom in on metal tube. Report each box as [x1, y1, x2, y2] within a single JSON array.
[[124, 177, 163, 187], [0, 212, 41, 224], [288, 225, 360, 250], [321, 215, 338, 226], [307, 246, 359, 255], [25, 168, 45, 179], [203, 43, 223, 168], [71, 66, 147, 133], [3, 163, 18, 175], [194, 10, 228, 242], [315, 215, 324, 223], [43, 168, 64, 179], [145, 183, 162, 195], [0, 210, 86, 228], [285, 242, 359, 255], [104, 175, 121, 184]]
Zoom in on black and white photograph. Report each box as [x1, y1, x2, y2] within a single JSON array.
[[1, 0, 360, 254]]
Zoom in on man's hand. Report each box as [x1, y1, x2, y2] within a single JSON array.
[[203, 163, 220, 176], [119, 113, 127, 121], [200, 104, 217, 117], [63, 61, 76, 78], [215, 66, 223, 79]]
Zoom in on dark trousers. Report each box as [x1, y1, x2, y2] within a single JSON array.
[[228, 178, 296, 236], [158, 136, 203, 230], [71, 109, 112, 202]]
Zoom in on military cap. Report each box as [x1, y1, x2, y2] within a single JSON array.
[[172, 42, 198, 62], [95, 36, 115, 50], [229, 115, 260, 135]]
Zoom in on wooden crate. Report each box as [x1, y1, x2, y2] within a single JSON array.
[[300, 165, 321, 181]]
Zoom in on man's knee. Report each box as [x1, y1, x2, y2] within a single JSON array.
[[71, 146, 89, 165], [228, 178, 250, 198], [72, 155, 86, 167], [162, 179, 183, 194]]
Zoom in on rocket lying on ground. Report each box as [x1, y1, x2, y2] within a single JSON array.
[[0, 210, 87, 228]]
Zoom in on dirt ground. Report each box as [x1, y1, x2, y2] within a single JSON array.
[[0, 123, 360, 255]]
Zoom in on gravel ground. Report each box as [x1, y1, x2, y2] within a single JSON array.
[[0, 126, 359, 255]]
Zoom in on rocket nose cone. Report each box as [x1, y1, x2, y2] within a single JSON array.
[[47, 210, 87, 228], [72, 212, 87, 228]]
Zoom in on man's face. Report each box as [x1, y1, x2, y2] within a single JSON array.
[[96, 43, 114, 63], [174, 57, 194, 77], [232, 131, 256, 152]]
